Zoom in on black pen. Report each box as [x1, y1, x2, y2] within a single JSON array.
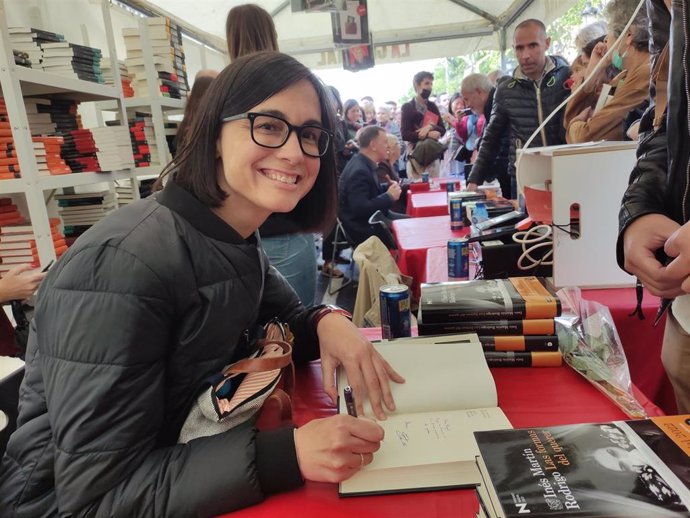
[[653, 250, 673, 327], [654, 298, 672, 327], [344, 386, 357, 417]]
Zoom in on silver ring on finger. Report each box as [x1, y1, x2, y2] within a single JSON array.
[[359, 452, 365, 468]]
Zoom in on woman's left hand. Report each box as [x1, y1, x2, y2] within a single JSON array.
[[317, 314, 405, 420]]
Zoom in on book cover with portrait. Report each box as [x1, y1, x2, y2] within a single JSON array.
[[474, 416, 690, 517], [419, 277, 561, 323]]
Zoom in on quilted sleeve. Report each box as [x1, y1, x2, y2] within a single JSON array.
[[40, 244, 301, 517]]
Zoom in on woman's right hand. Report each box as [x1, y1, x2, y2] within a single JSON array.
[[0, 264, 47, 303], [583, 41, 608, 92], [623, 214, 682, 297], [293, 415, 384, 483]]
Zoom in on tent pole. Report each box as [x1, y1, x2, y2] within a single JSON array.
[[499, 27, 507, 71]]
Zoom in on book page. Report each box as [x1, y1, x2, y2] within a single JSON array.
[[370, 407, 511, 470], [338, 335, 498, 416], [594, 83, 613, 114], [340, 406, 511, 496]]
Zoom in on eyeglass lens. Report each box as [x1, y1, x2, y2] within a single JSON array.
[[251, 114, 328, 157]]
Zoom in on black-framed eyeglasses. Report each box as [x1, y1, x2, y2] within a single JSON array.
[[222, 112, 332, 158]]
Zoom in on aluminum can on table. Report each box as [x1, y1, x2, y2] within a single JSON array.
[[379, 284, 412, 339], [449, 196, 464, 231], [448, 238, 469, 279]]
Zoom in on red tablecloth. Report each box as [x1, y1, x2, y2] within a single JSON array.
[[424, 245, 677, 415], [407, 178, 462, 195], [408, 181, 430, 193], [406, 191, 450, 218], [227, 328, 663, 518], [392, 215, 467, 298]]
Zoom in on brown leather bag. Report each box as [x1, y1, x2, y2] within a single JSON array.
[[178, 319, 295, 443]]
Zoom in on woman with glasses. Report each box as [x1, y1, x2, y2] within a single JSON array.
[[0, 52, 403, 517], [225, 3, 319, 307]]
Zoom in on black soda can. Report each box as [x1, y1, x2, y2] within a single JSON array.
[[449, 196, 464, 231], [448, 238, 470, 279], [379, 284, 412, 339]]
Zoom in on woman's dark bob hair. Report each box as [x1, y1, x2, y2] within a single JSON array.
[[165, 51, 338, 233]]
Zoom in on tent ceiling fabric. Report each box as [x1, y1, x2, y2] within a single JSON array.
[[137, 0, 578, 69]]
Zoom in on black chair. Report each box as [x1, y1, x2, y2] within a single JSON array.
[[368, 210, 398, 252], [326, 218, 357, 295]]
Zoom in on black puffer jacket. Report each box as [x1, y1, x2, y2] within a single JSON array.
[[469, 56, 570, 185], [617, 0, 689, 267], [0, 180, 321, 517]]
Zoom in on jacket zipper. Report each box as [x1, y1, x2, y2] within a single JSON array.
[[682, 0, 690, 223], [535, 82, 548, 146]]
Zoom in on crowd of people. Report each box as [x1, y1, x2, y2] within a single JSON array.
[[1, 0, 689, 515]]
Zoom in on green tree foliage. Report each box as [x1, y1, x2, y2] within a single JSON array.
[[547, 0, 608, 61]]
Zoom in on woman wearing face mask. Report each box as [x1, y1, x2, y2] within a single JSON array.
[[563, 0, 650, 143]]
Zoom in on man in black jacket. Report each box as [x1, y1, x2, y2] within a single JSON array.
[[467, 19, 570, 198], [339, 126, 406, 247], [618, 0, 690, 414]]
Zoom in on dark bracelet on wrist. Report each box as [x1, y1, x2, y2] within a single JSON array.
[[311, 304, 353, 330]]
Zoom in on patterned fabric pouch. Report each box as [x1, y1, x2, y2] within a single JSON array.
[[178, 319, 295, 443]]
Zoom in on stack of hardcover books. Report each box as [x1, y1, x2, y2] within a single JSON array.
[[418, 277, 562, 367], [122, 17, 189, 99], [91, 126, 135, 172], [56, 191, 116, 243], [32, 136, 70, 176], [24, 98, 57, 135], [128, 115, 160, 167], [0, 211, 67, 273], [115, 180, 136, 207], [24, 98, 80, 135], [40, 41, 104, 84], [8, 27, 104, 84], [0, 99, 20, 180], [101, 58, 134, 97], [7, 27, 46, 69], [62, 129, 100, 173], [473, 415, 690, 517], [0, 199, 25, 227]]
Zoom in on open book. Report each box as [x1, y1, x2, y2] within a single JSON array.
[[337, 334, 512, 496]]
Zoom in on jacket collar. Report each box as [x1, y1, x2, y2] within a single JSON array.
[[156, 179, 255, 245], [513, 55, 560, 84]]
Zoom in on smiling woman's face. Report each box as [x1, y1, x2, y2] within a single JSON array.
[[215, 79, 322, 235]]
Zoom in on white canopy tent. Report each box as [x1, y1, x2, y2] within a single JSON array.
[[123, 0, 579, 70]]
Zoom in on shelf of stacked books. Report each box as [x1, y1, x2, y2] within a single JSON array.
[[0, 197, 67, 274], [10, 66, 120, 101], [0, 0, 140, 265], [97, 97, 185, 112]]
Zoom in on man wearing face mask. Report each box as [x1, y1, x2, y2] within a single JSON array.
[[400, 71, 446, 179], [564, 0, 650, 144], [466, 19, 570, 198]]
